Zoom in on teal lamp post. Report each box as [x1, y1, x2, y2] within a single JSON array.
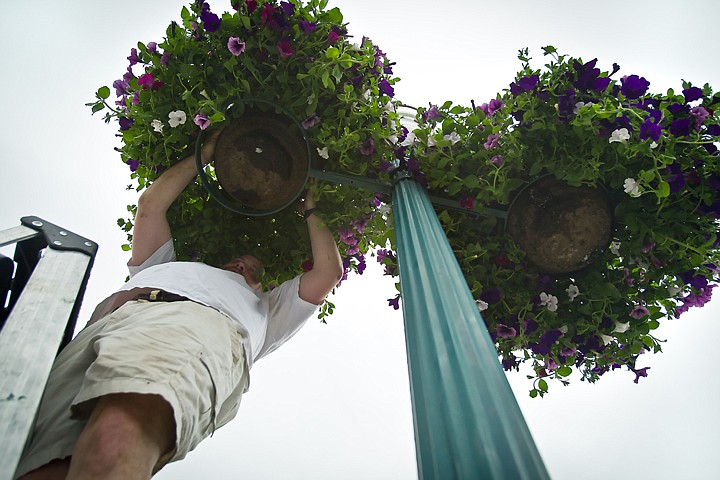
[[392, 171, 550, 479]]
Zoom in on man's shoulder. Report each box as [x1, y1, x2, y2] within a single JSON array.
[[128, 239, 177, 277]]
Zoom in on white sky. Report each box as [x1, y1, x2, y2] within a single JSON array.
[[2, 1, 719, 479]]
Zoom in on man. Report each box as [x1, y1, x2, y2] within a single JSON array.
[[16, 131, 343, 479]]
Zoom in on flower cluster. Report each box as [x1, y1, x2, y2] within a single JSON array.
[[402, 46, 720, 395], [89, 0, 403, 318], [92, 10, 720, 394]]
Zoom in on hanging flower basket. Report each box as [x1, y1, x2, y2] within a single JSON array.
[[89, 0, 403, 319], [398, 46, 720, 394]]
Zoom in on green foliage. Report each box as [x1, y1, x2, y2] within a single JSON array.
[[404, 46, 720, 391], [89, 0, 402, 305], [89, 3, 720, 393]]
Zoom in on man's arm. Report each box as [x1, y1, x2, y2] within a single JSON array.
[[298, 187, 344, 305], [129, 131, 220, 266]]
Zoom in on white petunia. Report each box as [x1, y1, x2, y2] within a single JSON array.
[[650, 141, 658, 149], [427, 135, 437, 147], [609, 127, 630, 143], [566, 284, 579, 301], [613, 321, 630, 333], [623, 178, 641, 197], [401, 131, 417, 147], [444, 131, 461, 145], [168, 110, 187, 128], [539, 292, 558, 312], [573, 101, 593, 115], [476, 299, 489, 312], [600, 334, 614, 346], [316, 147, 329, 160], [610, 241, 621, 255], [668, 285, 682, 297], [151, 119, 164, 133]]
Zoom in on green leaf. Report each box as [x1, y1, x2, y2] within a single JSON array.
[[538, 378, 548, 392], [656, 181, 670, 198], [325, 47, 340, 59], [326, 7, 343, 24], [557, 366, 572, 377], [529, 389, 539, 398], [97, 86, 111, 99]]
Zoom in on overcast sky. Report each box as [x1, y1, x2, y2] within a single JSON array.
[[2, 1, 719, 479]]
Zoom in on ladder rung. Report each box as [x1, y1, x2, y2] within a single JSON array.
[[0, 225, 39, 248]]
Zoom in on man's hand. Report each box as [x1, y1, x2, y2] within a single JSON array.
[[200, 128, 223, 165], [302, 182, 317, 212], [298, 181, 343, 305]]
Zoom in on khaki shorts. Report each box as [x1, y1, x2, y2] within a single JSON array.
[[15, 300, 248, 478]]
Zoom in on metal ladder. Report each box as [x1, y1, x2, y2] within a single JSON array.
[[0, 217, 97, 480]]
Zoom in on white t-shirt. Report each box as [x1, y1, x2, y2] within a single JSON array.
[[92, 240, 318, 369]]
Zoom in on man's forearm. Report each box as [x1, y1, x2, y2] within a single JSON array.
[[306, 214, 343, 276], [137, 155, 200, 214]]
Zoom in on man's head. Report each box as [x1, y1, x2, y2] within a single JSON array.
[[221, 254, 264, 291]]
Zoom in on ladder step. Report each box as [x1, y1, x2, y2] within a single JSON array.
[[0, 225, 39, 248]]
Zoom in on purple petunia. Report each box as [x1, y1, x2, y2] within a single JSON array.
[[118, 116, 134, 131], [137, 72, 154, 89], [478, 98, 504, 117], [279, 0, 294, 16], [620, 74, 650, 99], [490, 155, 504, 167], [683, 86, 703, 103], [378, 78, 394, 97], [338, 228, 358, 246], [299, 20, 317, 33], [200, 4, 221, 32], [193, 113, 210, 130], [669, 118, 692, 137], [496, 324, 517, 339], [127, 159, 139, 171], [388, 294, 401, 310], [557, 88, 577, 119], [630, 305, 650, 319], [690, 106, 710, 129], [707, 124, 720, 136], [359, 138, 375, 156], [480, 287, 501, 305], [127, 48, 139, 66], [639, 118, 662, 142], [483, 133, 499, 150], [459, 194, 473, 211], [524, 318, 539, 335], [572, 58, 610, 92], [422, 104, 442, 122], [112, 79, 129, 97], [227, 37, 246, 56], [277, 40, 294, 57], [510, 74, 539, 95], [632, 367, 650, 384], [301, 113, 320, 129]]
